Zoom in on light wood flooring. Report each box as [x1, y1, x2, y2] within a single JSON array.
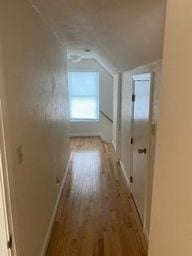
[[46, 137, 147, 256]]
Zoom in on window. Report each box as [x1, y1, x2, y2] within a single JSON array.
[[68, 71, 99, 121]]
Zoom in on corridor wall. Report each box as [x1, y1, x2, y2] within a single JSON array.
[[0, 1, 69, 255]]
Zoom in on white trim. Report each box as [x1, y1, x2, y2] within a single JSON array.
[[0, 42, 16, 256], [120, 159, 149, 243], [70, 119, 99, 123], [130, 72, 154, 236], [0, 162, 10, 256], [144, 73, 154, 233], [69, 132, 101, 138], [0, 42, 10, 256], [119, 161, 131, 190], [112, 140, 116, 152], [40, 156, 71, 256], [111, 141, 120, 164], [143, 227, 149, 243], [69, 133, 112, 144], [113, 72, 122, 160], [111, 140, 120, 163]]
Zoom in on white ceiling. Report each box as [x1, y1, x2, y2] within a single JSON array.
[[29, 0, 166, 74]]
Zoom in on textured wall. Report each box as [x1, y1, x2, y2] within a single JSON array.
[[149, 1, 192, 255], [120, 60, 162, 233], [0, 1, 69, 255], [68, 59, 113, 142]]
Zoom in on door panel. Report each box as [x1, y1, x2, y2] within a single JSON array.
[[132, 74, 152, 222]]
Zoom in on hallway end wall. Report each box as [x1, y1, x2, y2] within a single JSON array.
[[68, 59, 113, 142], [0, 1, 69, 255]]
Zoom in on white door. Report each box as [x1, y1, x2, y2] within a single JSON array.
[[0, 162, 10, 256], [131, 73, 153, 223]]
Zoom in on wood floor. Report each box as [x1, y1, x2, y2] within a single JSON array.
[[46, 137, 147, 256]]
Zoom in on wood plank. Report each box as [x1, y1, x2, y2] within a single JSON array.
[[46, 137, 147, 256]]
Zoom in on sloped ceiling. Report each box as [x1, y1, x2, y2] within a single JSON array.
[[29, 0, 166, 74]]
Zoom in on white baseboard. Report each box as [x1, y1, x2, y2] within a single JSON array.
[[119, 160, 149, 243], [120, 160, 131, 189], [40, 156, 71, 256], [112, 140, 116, 152], [69, 133, 112, 143], [111, 141, 120, 164], [70, 132, 101, 138]]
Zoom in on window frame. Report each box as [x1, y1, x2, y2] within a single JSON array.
[[68, 71, 100, 122]]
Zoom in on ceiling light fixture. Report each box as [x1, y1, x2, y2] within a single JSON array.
[[84, 49, 91, 54], [70, 55, 82, 63]]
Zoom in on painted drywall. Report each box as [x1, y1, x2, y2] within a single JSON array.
[[113, 72, 122, 159], [0, 1, 69, 255], [68, 59, 113, 142], [149, 1, 192, 255], [120, 61, 162, 234]]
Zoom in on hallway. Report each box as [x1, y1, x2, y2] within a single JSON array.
[[46, 137, 147, 256]]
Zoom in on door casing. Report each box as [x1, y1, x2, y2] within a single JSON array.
[[115, 72, 122, 161], [130, 72, 154, 233], [0, 41, 16, 256]]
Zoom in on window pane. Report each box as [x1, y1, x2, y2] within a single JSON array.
[[69, 72, 98, 97], [70, 97, 98, 119], [68, 72, 99, 120]]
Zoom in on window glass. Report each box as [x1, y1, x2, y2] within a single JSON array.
[[68, 72, 99, 120]]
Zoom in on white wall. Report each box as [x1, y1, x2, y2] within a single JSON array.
[[113, 72, 122, 159], [68, 59, 113, 142], [0, 1, 69, 255], [120, 61, 162, 234], [149, 1, 192, 255], [113, 74, 119, 149]]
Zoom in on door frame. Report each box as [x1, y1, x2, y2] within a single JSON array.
[[130, 72, 154, 233], [112, 71, 122, 161], [115, 71, 122, 161], [0, 41, 16, 256], [0, 150, 11, 256]]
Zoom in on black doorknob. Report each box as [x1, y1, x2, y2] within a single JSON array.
[[138, 148, 147, 154]]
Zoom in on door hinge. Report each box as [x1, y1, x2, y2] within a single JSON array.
[[7, 235, 13, 250], [130, 176, 133, 183], [130, 137, 134, 144], [132, 94, 136, 102]]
